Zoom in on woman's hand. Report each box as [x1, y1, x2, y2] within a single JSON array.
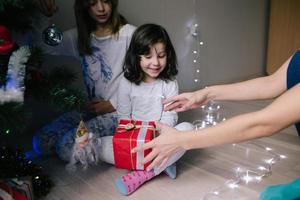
[[86, 100, 115, 115], [163, 89, 210, 112], [131, 122, 184, 171], [35, 0, 58, 17]]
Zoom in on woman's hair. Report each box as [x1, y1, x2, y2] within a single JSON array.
[[74, 0, 127, 55], [123, 23, 178, 85]]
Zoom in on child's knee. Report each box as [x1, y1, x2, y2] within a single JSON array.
[[175, 122, 194, 131]]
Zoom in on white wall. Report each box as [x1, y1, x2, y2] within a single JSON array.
[[51, 0, 269, 92], [119, 0, 269, 92]]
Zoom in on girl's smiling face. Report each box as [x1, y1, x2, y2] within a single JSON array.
[[140, 42, 167, 83]]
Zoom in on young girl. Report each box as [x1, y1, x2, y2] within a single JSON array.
[[71, 23, 194, 195], [32, 0, 136, 161], [115, 23, 194, 195]]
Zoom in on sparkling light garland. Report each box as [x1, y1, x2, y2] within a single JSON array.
[[185, 2, 287, 199], [202, 142, 286, 199], [189, 1, 226, 129], [190, 0, 204, 84]]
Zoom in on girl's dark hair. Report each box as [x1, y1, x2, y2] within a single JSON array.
[[124, 23, 178, 85], [74, 0, 127, 55]]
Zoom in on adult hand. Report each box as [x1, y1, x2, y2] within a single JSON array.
[[131, 122, 184, 171], [163, 89, 209, 112], [86, 100, 115, 115], [35, 0, 58, 17]]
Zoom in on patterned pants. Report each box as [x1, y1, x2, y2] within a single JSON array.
[[32, 111, 118, 161]]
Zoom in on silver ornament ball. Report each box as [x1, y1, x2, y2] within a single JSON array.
[[42, 24, 63, 46]]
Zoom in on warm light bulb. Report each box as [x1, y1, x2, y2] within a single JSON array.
[[228, 182, 239, 189], [242, 174, 253, 184], [200, 41, 204, 45], [258, 166, 267, 171], [265, 158, 275, 164], [279, 155, 286, 159]]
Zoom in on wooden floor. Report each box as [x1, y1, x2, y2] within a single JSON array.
[[38, 100, 300, 200]]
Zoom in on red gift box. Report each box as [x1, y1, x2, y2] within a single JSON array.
[[0, 181, 28, 200], [113, 119, 156, 170]]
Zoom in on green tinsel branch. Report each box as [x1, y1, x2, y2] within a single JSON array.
[[26, 65, 86, 111], [49, 86, 86, 111]]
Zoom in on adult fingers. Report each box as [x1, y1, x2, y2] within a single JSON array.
[[164, 101, 182, 111], [142, 149, 159, 165], [162, 95, 180, 105], [157, 157, 169, 171], [145, 153, 165, 171], [155, 121, 165, 131], [131, 140, 154, 153]]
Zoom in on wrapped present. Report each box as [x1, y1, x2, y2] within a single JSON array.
[[0, 181, 27, 200], [8, 177, 34, 200], [113, 119, 157, 170]]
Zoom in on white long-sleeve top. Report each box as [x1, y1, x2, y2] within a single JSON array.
[[117, 76, 178, 127], [43, 24, 136, 108]]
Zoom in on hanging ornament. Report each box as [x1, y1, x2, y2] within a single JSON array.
[[42, 24, 63, 46]]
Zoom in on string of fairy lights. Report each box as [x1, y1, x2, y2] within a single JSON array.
[[190, 2, 204, 84], [191, 23, 204, 84], [188, 1, 287, 199]]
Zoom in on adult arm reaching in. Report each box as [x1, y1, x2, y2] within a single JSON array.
[[132, 51, 300, 171], [163, 57, 290, 112]]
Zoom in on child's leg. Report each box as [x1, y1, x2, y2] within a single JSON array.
[[76, 136, 155, 195], [154, 122, 194, 176], [85, 112, 118, 137], [97, 136, 115, 164], [115, 122, 194, 195], [93, 137, 155, 196], [115, 170, 156, 195]]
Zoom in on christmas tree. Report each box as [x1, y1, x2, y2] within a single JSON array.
[[0, 0, 85, 139], [0, 1, 86, 198]]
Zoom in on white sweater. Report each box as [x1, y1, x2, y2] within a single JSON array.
[[117, 77, 178, 127], [44, 24, 136, 108]]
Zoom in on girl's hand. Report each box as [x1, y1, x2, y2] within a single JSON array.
[[131, 122, 183, 171], [163, 89, 209, 112], [86, 100, 115, 115], [35, 0, 58, 17]]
